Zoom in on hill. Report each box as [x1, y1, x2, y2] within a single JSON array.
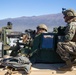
[[0, 13, 66, 32]]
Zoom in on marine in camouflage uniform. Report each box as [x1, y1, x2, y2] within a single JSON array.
[[56, 8, 76, 71]]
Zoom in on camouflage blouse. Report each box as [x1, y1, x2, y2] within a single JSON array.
[[64, 22, 76, 42]]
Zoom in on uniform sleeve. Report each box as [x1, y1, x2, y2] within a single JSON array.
[[64, 23, 75, 42]]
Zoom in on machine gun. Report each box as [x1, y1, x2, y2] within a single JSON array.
[[57, 26, 66, 35], [10, 38, 32, 57], [10, 39, 21, 57], [24, 29, 36, 47], [25, 29, 36, 39], [53, 26, 66, 36]]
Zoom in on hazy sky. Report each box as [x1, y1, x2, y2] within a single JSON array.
[[0, 0, 76, 20]]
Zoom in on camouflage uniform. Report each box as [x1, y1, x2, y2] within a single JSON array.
[[57, 22, 76, 61], [56, 8, 76, 70]]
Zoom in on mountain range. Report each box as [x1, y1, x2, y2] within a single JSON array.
[[0, 13, 66, 32]]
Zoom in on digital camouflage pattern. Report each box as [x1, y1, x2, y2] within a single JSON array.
[[64, 22, 76, 42], [56, 22, 76, 61]]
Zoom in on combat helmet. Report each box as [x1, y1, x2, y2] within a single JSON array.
[[7, 22, 12, 29], [37, 24, 48, 31], [62, 8, 76, 17]]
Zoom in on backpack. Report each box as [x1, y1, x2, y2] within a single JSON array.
[[1, 56, 32, 74]]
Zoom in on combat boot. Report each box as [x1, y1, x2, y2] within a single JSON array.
[[58, 60, 73, 71]]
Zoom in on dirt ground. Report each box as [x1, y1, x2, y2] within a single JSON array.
[[0, 64, 76, 75]]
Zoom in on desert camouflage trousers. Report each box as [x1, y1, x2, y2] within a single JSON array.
[[56, 41, 76, 61]]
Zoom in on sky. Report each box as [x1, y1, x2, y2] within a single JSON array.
[[0, 0, 76, 20]]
